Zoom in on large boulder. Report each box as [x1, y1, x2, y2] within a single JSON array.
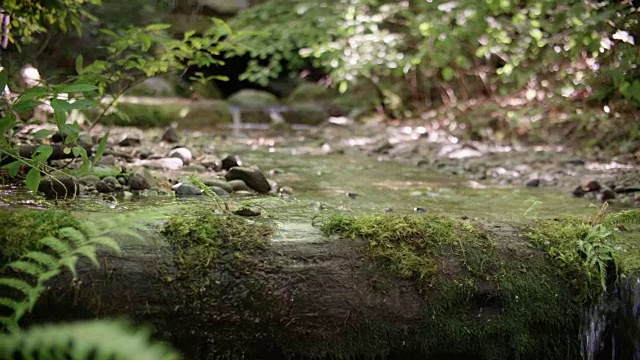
[[227, 89, 280, 108], [127, 77, 176, 97]]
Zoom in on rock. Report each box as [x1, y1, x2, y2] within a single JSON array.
[[279, 186, 293, 195], [347, 192, 358, 199], [310, 201, 325, 211], [233, 190, 253, 197], [38, 174, 79, 199], [414, 207, 426, 214], [127, 76, 176, 97], [97, 154, 117, 166], [525, 179, 541, 188], [572, 186, 585, 198], [227, 179, 252, 192], [96, 176, 121, 193], [169, 147, 193, 165], [182, 165, 207, 173], [201, 156, 222, 171], [282, 102, 330, 125], [122, 191, 134, 200], [118, 137, 141, 147], [203, 179, 234, 193], [565, 159, 586, 166], [598, 188, 616, 202], [136, 158, 183, 170], [129, 168, 156, 191], [268, 179, 279, 193], [117, 176, 127, 185], [225, 167, 271, 194], [581, 179, 601, 192], [175, 183, 203, 196], [221, 155, 241, 170], [227, 89, 279, 108], [79, 175, 101, 187], [384, 207, 394, 213], [161, 128, 180, 143], [208, 186, 230, 197], [233, 207, 261, 217]]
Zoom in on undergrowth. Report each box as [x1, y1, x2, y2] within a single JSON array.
[[0, 208, 180, 359]]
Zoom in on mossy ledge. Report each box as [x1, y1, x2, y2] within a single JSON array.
[[18, 207, 640, 360]]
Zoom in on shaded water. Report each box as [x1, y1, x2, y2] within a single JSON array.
[[582, 277, 640, 360]]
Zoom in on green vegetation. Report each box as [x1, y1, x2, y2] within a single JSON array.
[[0, 208, 178, 359], [319, 212, 584, 359], [0, 320, 179, 360], [526, 208, 640, 293], [162, 207, 274, 278]]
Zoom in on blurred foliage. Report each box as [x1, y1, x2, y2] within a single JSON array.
[[230, 0, 640, 107], [0, 0, 100, 50]]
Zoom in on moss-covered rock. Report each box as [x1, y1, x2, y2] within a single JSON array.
[[227, 89, 280, 108], [99, 97, 232, 128], [286, 82, 337, 103], [282, 102, 329, 125], [126, 77, 177, 97]]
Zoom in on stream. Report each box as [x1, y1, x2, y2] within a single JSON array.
[[2, 121, 639, 359]]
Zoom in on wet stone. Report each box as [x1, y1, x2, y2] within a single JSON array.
[[174, 183, 203, 196], [526, 179, 541, 188], [414, 207, 426, 214], [221, 155, 241, 170], [97, 154, 117, 166], [129, 168, 155, 191], [208, 186, 230, 197], [38, 174, 79, 199], [169, 147, 193, 165], [225, 167, 271, 194], [233, 207, 261, 217], [118, 137, 141, 147], [581, 179, 601, 192], [598, 188, 616, 202], [79, 175, 100, 187], [96, 176, 120, 193], [227, 179, 252, 192], [161, 127, 180, 143]]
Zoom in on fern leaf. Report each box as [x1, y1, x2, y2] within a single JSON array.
[[7, 260, 45, 277], [603, 209, 640, 227], [39, 236, 72, 257], [88, 236, 121, 252], [72, 246, 99, 267], [38, 269, 62, 283], [0, 297, 22, 313], [77, 221, 100, 238], [22, 251, 59, 270], [0, 320, 181, 360], [0, 278, 38, 299], [0, 316, 19, 333], [57, 227, 88, 247], [57, 257, 79, 278]]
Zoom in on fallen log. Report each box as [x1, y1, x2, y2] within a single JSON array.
[[20, 211, 589, 360]]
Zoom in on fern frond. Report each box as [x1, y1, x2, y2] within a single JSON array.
[[0, 320, 181, 360], [57, 257, 79, 278], [8, 261, 45, 277], [39, 236, 72, 257], [22, 252, 58, 270], [603, 209, 640, 227], [72, 246, 99, 267], [0, 278, 39, 299], [56, 227, 88, 248], [88, 236, 121, 252]]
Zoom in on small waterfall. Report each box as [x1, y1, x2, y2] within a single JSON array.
[[581, 277, 640, 360], [229, 105, 243, 136]]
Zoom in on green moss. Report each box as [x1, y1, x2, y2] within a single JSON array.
[[162, 208, 274, 277], [320, 212, 586, 359], [0, 209, 79, 263]]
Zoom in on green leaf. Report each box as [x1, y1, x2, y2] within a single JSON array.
[[145, 23, 172, 31], [339, 81, 348, 94], [2, 161, 20, 177], [94, 130, 110, 165], [442, 67, 455, 81], [75, 55, 84, 75], [32, 145, 53, 163], [12, 99, 42, 113], [60, 84, 98, 93], [40, 236, 72, 257], [23, 251, 58, 269], [32, 129, 55, 140], [69, 98, 96, 109], [25, 168, 42, 194], [0, 69, 7, 92], [8, 261, 45, 277]]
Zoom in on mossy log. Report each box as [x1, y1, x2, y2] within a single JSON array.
[[22, 213, 588, 360]]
